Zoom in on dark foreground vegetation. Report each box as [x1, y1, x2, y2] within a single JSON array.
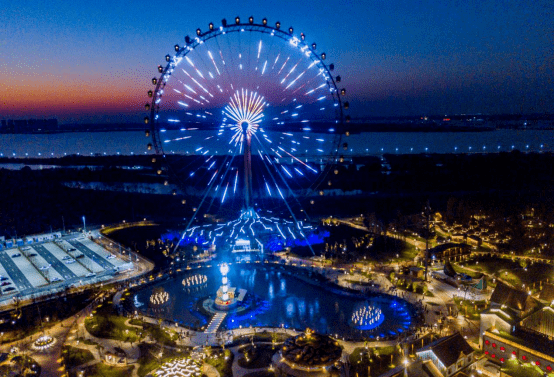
[[1, 151, 552, 244]]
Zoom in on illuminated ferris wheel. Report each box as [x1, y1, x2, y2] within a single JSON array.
[[145, 16, 349, 220]]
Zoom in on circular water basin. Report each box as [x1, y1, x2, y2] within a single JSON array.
[[132, 264, 416, 340]]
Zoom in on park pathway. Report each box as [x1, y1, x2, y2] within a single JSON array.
[[205, 312, 227, 334]]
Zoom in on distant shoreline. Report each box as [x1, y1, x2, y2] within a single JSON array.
[[3, 125, 552, 135]]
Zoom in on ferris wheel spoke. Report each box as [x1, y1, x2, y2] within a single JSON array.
[[149, 18, 345, 220]]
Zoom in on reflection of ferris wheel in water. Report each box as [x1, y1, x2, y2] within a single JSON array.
[[145, 17, 349, 252]]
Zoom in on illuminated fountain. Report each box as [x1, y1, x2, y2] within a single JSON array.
[[32, 335, 55, 351], [182, 274, 208, 287], [149, 287, 170, 307], [350, 301, 384, 330]]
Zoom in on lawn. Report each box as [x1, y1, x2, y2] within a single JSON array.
[[358, 235, 418, 263], [204, 349, 234, 377], [452, 298, 487, 320], [459, 258, 522, 286], [78, 363, 134, 377], [502, 358, 550, 377], [84, 303, 139, 342], [457, 255, 554, 288], [350, 334, 440, 377], [136, 343, 191, 377], [63, 346, 95, 368], [387, 271, 431, 296], [349, 345, 402, 377], [142, 321, 179, 346], [85, 303, 179, 345], [0, 355, 40, 376], [238, 344, 277, 369], [450, 264, 484, 279], [76, 337, 99, 346]]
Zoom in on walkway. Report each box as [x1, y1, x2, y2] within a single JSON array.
[[205, 312, 227, 334]]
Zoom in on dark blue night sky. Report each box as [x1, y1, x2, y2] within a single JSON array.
[[1, 0, 552, 122]]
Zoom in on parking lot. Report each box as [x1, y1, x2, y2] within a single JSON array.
[[0, 234, 132, 300]]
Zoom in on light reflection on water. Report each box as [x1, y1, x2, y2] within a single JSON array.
[[268, 282, 274, 300], [134, 265, 415, 339]]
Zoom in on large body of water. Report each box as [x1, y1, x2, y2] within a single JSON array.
[[133, 265, 414, 340], [0, 129, 552, 157]]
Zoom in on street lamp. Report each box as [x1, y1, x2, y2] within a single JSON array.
[[82, 216, 86, 233]]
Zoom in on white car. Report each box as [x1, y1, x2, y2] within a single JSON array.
[[106, 254, 116, 259], [62, 256, 72, 260], [51, 277, 62, 282], [85, 272, 96, 278], [65, 259, 76, 264], [39, 265, 51, 271]]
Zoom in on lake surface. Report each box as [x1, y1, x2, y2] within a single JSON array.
[[0, 129, 552, 158], [133, 265, 414, 339]]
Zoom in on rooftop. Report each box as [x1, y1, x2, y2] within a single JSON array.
[[539, 283, 554, 303], [490, 282, 529, 311], [417, 333, 474, 368]]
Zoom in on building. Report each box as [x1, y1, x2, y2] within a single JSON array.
[[489, 282, 537, 318], [521, 306, 554, 340], [482, 328, 554, 374], [416, 332, 475, 377], [402, 266, 424, 279], [480, 282, 539, 342], [381, 359, 444, 377], [479, 308, 516, 343], [472, 276, 487, 291], [480, 284, 554, 376], [428, 243, 471, 263]]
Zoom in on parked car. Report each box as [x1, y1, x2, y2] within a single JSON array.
[[11, 253, 21, 258], [65, 259, 76, 264], [1, 282, 11, 286]]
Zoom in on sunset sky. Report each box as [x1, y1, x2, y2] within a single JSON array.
[[1, 0, 552, 123]]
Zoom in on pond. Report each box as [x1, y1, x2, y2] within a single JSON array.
[[133, 264, 416, 340]]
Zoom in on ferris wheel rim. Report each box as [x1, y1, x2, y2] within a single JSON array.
[[145, 17, 348, 211]]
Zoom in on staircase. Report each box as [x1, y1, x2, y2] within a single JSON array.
[[204, 312, 227, 333]]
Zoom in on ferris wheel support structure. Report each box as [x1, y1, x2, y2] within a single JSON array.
[[143, 16, 351, 254]]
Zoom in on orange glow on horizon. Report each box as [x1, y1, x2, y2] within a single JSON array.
[[2, 73, 148, 119]]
